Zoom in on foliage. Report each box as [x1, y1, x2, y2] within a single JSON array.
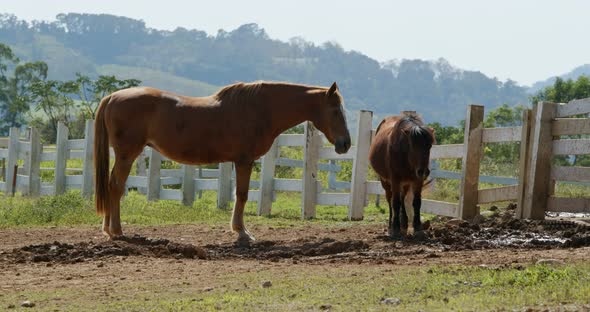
[[428, 103, 528, 165], [532, 76, 590, 166], [0, 43, 142, 142], [75, 73, 140, 119], [427, 121, 464, 144], [29, 79, 78, 142], [0, 42, 48, 135], [532, 76, 590, 104]]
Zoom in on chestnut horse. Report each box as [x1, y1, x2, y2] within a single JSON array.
[[368, 113, 435, 238], [94, 81, 351, 242]]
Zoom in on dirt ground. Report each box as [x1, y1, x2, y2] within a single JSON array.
[[1, 207, 589, 310]]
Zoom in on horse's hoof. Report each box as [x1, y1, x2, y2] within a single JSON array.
[[388, 229, 402, 240], [413, 230, 428, 241], [110, 234, 125, 241], [234, 239, 251, 248], [110, 228, 123, 236], [237, 230, 256, 243]]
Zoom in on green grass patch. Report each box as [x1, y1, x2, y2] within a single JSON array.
[[0, 190, 390, 229], [2, 263, 588, 311], [197, 264, 590, 311]]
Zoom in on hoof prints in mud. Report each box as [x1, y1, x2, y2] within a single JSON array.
[[3, 235, 207, 264], [426, 210, 590, 250], [206, 238, 369, 260]]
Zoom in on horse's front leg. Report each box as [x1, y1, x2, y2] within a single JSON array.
[[412, 187, 423, 234], [400, 184, 411, 236], [390, 184, 402, 238], [231, 160, 255, 242]]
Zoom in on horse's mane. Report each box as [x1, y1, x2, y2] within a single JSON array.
[[214, 81, 338, 105], [391, 113, 434, 147], [214, 81, 264, 105]]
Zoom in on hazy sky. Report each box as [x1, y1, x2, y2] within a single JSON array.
[[2, 0, 589, 86]]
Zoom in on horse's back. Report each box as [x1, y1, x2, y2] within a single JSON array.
[[369, 116, 402, 181]]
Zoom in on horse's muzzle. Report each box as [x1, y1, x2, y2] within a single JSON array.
[[335, 137, 351, 154]]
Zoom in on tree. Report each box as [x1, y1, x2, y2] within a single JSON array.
[[2, 61, 48, 132], [29, 79, 78, 142], [532, 76, 590, 166], [0, 43, 19, 134], [481, 104, 527, 163], [0, 43, 48, 134], [483, 103, 525, 128], [75, 73, 141, 119], [427, 121, 463, 145], [531, 76, 590, 104]]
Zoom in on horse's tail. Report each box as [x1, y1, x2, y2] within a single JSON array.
[[94, 95, 111, 216]]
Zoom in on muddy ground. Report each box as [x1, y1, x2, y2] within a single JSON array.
[[1, 206, 589, 310], [2, 205, 589, 266]]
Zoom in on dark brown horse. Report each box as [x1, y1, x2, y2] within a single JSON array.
[[368, 113, 435, 238], [94, 81, 351, 242]]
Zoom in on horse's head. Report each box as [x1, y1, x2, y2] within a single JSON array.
[[313, 82, 351, 154], [403, 124, 436, 180]]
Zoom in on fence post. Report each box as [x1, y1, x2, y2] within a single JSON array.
[[21, 128, 30, 175], [217, 162, 232, 209], [147, 148, 162, 201], [54, 122, 68, 195], [26, 127, 41, 196], [81, 120, 95, 199], [515, 109, 533, 219], [136, 150, 147, 194], [349, 110, 373, 220], [257, 138, 278, 216], [458, 105, 484, 220], [302, 121, 321, 219], [522, 102, 556, 219], [328, 160, 337, 190], [197, 166, 203, 199], [5, 128, 19, 195], [428, 160, 439, 194], [182, 164, 195, 206]]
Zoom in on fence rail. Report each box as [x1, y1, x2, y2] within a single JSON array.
[[1, 99, 589, 220]]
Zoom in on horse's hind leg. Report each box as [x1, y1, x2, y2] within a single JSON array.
[[106, 153, 139, 238], [231, 160, 255, 242], [380, 179, 393, 236]]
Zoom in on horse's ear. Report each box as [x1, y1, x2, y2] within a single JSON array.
[[327, 82, 338, 97]]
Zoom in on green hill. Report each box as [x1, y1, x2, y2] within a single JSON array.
[[96, 64, 219, 96], [0, 13, 532, 125]]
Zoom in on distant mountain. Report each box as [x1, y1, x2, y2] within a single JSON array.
[[529, 64, 590, 94], [0, 13, 531, 126]]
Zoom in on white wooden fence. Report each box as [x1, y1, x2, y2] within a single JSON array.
[[519, 98, 590, 218], [1, 101, 589, 220]]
